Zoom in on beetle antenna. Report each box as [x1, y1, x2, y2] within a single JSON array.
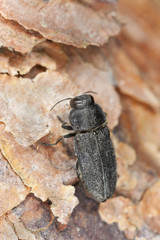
[[50, 91, 97, 111], [84, 91, 97, 95], [50, 97, 72, 111]]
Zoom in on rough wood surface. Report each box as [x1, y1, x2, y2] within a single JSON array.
[[0, 0, 159, 239]]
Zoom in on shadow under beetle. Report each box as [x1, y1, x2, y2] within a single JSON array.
[[43, 94, 117, 202]]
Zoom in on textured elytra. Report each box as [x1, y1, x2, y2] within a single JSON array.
[[69, 95, 117, 202]]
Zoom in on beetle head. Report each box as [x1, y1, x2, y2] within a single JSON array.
[[70, 94, 94, 109]]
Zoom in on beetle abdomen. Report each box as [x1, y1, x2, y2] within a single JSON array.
[[74, 126, 116, 202]]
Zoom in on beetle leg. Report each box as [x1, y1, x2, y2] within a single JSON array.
[[41, 132, 76, 147], [57, 115, 73, 131]]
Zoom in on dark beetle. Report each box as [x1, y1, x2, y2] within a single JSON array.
[[45, 94, 117, 202]]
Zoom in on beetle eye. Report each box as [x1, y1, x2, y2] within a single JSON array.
[[90, 95, 94, 104]]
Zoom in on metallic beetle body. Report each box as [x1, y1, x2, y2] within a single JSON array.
[[69, 95, 117, 202]]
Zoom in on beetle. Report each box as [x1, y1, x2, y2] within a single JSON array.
[[43, 94, 117, 202]]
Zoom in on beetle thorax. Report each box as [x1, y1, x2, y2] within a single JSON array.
[[69, 104, 106, 132]]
